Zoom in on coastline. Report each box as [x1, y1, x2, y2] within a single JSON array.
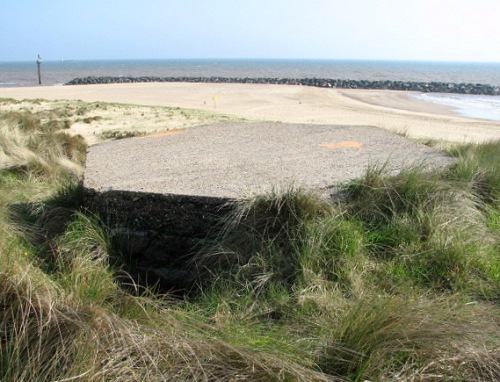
[[1, 82, 499, 143]]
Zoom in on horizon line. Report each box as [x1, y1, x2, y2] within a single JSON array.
[[2, 57, 500, 65]]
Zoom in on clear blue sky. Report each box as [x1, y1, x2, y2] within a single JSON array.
[[1, 0, 499, 62]]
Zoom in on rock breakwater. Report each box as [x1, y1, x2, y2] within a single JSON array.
[[66, 76, 500, 95]]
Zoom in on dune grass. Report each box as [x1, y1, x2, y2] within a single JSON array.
[[0, 97, 245, 146], [0, 104, 499, 381]]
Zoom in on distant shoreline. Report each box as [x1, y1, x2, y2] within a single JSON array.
[[65, 76, 500, 96]]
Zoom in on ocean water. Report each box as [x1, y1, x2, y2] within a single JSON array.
[[414, 93, 500, 122], [1, 58, 500, 121]]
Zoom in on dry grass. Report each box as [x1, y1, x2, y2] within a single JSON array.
[[1, 98, 244, 145], [318, 296, 499, 381]]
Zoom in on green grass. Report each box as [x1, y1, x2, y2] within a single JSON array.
[[1, 105, 499, 381], [445, 140, 500, 204]]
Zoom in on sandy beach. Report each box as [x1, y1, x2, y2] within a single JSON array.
[[1, 82, 499, 143]]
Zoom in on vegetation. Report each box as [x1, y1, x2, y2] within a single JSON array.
[[0, 98, 244, 146], [99, 129, 146, 140], [0, 102, 499, 381]]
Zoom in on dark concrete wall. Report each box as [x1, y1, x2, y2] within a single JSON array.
[[84, 188, 232, 272]]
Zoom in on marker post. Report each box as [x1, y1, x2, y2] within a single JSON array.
[[37, 54, 42, 85]]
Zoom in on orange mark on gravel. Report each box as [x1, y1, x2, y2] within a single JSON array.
[[320, 141, 363, 149], [137, 130, 184, 139]]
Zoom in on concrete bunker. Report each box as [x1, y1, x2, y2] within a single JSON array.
[[83, 122, 454, 289]]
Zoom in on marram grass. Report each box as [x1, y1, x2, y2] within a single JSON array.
[[1, 104, 499, 381]]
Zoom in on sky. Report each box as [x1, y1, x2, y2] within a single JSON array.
[[1, 0, 500, 62]]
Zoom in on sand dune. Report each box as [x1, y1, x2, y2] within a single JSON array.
[[1, 83, 499, 142]]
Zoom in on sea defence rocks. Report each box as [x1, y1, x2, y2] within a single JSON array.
[[83, 122, 455, 288], [66, 76, 500, 95]]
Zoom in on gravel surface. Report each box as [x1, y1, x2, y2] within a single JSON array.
[[84, 122, 454, 198]]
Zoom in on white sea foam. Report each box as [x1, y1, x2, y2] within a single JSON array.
[[414, 93, 500, 122]]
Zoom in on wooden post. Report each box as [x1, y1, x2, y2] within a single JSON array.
[[36, 54, 42, 85]]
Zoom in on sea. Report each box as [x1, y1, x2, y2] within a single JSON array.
[[1, 58, 500, 121]]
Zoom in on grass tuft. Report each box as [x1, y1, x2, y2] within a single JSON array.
[[194, 188, 333, 297], [343, 162, 496, 293], [318, 296, 500, 381], [446, 140, 500, 204]]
